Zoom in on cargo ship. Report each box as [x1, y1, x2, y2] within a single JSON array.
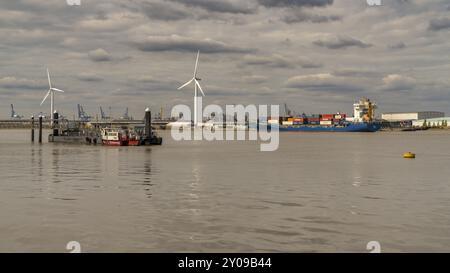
[[269, 98, 381, 132]]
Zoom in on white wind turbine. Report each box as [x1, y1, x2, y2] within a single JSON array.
[[178, 51, 205, 127], [40, 68, 65, 125]]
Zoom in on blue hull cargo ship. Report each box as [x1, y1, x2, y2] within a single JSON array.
[[277, 122, 381, 132], [270, 98, 381, 133]]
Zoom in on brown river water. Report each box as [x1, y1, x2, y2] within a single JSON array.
[[0, 129, 449, 252]]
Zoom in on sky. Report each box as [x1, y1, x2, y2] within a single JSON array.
[[0, 0, 449, 119]]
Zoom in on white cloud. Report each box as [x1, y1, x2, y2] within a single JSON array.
[[88, 48, 112, 62], [382, 74, 416, 91]]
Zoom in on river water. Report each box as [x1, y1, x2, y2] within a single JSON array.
[[0, 129, 449, 252]]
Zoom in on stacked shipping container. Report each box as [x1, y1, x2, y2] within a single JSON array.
[[278, 113, 348, 126]]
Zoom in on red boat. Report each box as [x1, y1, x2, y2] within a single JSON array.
[[101, 128, 140, 146]]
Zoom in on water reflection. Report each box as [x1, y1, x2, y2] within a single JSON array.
[[51, 147, 62, 184], [142, 148, 153, 198]]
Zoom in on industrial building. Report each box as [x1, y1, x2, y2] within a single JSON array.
[[412, 117, 450, 128], [381, 111, 444, 122]]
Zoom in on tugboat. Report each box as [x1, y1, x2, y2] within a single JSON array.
[[101, 128, 129, 146]]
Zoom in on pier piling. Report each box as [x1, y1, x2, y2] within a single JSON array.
[[38, 116, 43, 143], [31, 116, 35, 142], [145, 108, 152, 141], [53, 112, 59, 137]]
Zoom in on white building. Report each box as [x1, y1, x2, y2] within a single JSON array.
[[381, 111, 444, 122], [412, 117, 450, 127]]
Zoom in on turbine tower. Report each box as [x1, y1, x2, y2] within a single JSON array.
[[178, 51, 205, 127], [40, 68, 65, 125]]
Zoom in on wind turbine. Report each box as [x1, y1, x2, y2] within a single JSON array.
[[40, 68, 65, 125], [178, 51, 205, 127]]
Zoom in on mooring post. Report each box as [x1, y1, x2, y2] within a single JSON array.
[[53, 111, 59, 137], [38, 115, 43, 143], [31, 116, 35, 142], [145, 108, 152, 141]]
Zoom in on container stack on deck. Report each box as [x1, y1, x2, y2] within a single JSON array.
[[279, 113, 347, 126]]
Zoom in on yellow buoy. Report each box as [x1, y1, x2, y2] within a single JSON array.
[[403, 152, 416, 159]]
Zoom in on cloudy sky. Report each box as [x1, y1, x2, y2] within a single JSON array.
[[1, 0, 449, 119]]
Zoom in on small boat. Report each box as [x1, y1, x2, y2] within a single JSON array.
[[101, 128, 141, 146], [127, 130, 141, 146], [101, 128, 128, 146]]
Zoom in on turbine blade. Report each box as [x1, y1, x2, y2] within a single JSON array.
[[195, 80, 205, 96], [51, 88, 64, 93], [194, 51, 200, 78], [178, 79, 194, 90], [47, 68, 52, 89], [40, 90, 51, 106]]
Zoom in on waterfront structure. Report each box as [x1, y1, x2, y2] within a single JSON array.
[[382, 111, 444, 122], [412, 117, 450, 127]]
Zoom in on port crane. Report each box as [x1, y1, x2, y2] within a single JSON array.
[[283, 103, 297, 117], [77, 104, 92, 122], [120, 107, 132, 120], [10, 104, 23, 119], [99, 106, 111, 120]]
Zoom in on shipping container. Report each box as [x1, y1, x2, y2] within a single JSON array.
[[282, 121, 293, 125], [322, 114, 334, 119], [320, 120, 333, 125]]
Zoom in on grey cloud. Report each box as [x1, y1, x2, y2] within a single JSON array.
[[298, 58, 323, 69], [282, 11, 341, 24], [333, 69, 381, 78], [1, 0, 450, 116], [313, 35, 372, 49], [242, 75, 268, 84], [77, 73, 104, 82], [0, 77, 46, 90], [142, 2, 191, 21], [170, 0, 256, 14], [127, 75, 181, 92], [388, 42, 406, 50], [241, 54, 294, 68], [241, 54, 322, 69], [133, 35, 255, 53], [285, 73, 364, 93], [428, 17, 450, 31], [88, 48, 112, 62], [258, 0, 333, 8]]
